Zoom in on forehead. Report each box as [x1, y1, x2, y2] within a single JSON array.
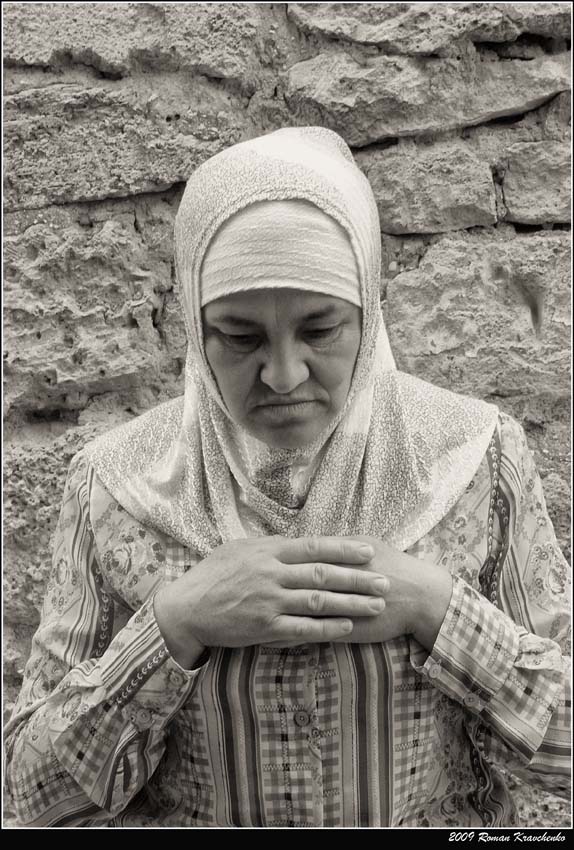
[[202, 288, 356, 323]]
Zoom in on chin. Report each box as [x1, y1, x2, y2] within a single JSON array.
[[255, 423, 322, 450]]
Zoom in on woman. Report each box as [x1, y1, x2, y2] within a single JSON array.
[[5, 127, 570, 828]]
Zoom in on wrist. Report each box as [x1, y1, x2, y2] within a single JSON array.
[[153, 586, 207, 671], [412, 565, 453, 653]]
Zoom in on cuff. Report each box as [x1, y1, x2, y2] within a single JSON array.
[[409, 574, 520, 713], [98, 595, 211, 730]]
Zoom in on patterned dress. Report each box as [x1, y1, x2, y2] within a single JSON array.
[[4, 413, 570, 827]]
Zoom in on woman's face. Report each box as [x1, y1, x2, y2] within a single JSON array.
[[202, 289, 362, 448]]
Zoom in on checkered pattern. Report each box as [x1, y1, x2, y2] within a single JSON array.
[[423, 577, 520, 704], [389, 638, 437, 814], [256, 647, 319, 825], [150, 696, 215, 826], [315, 643, 341, 825], [4, 413, 570, 826]]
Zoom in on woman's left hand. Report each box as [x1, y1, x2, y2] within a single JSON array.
[[332, 536, 454, 652]]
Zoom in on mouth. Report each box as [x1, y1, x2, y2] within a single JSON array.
[[257, 400, 314, 407], [254, 400, 319, 422]]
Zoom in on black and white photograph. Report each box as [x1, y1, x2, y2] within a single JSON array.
[[2, 1, 571, 832]]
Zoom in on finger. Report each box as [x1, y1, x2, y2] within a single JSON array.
[[281, 563, 389, 595], [278, 536, 374, 566], [283, 589, 385, 618], [270, 615, 354, 643]]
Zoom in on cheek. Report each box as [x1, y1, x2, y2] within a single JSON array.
[[322, 332, 361, 384], [205, 343, 255, 411], [313, 348, 359, 400]]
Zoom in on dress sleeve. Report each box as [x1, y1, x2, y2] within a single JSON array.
[[4, 451, 210, 827], [409, 414, 571, 796]]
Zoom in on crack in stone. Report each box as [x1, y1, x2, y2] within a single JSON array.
[[512, 223, 558, 234], [26, 408, 80, 425], [4, 55, 124, 80], [351, 137, 400, 155], [6, 184, 186, 216], [352, 95, 558, 152], [151, 293, 167, 346], [473, 35, 570, 59], [133, 210, 143, 235], [5, 54, 255, 101]]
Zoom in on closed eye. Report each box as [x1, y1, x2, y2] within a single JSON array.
[[219, 332, 261, 352], [303, 325, 342, 345], [210, 324, 344, 351]]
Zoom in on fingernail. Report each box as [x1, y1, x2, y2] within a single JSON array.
[[374, 577, 389, 593], [368, 597, 385, 612], [358, 544, 374, 557], [342, 620, 353, 632]]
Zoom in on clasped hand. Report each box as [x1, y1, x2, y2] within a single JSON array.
[[154, 535, 452, 667]]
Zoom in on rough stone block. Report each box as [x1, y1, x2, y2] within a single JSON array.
[[503, 141, 571, 223], [4, 71, 245, 210], [541, 91, 571, 141], [3, 2, 280, 85], [285, 48, 570, 147], [4, 194, 187, 416], [356, 140, 496, 233], [287, 3, 571, 53], [464, 108, 546, 165], [386, 230, 570, 400]]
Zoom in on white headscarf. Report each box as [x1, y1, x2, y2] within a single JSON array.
[[85, 127, 499, 556], [200, 199, 362, 308]]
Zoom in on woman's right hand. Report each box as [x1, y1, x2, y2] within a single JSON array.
[[153, 536, 387, 668]]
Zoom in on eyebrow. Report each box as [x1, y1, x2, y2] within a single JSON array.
[[205, 305, 342, 328]]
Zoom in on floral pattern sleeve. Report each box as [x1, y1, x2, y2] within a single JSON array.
[[411, 413, 571, 794], [4, 452, 209, 827]]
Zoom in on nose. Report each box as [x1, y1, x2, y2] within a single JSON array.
[[259, 340, 310, 394]]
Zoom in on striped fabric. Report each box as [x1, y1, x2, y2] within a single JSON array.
[[4, 413, 570, 827]]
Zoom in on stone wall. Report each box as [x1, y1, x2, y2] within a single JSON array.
[[3, 2, 571, 826]]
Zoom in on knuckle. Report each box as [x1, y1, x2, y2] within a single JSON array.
[[269, 615, 284, 636], [260, 601, 277, 624], [257, 536, 279, 555], [313, 562, 327, 588], [308, 591, 324, 613], [275, 566, 289, 588]]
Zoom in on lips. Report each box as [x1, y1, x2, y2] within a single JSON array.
[[255, 398, 316, 408], [253, 400, 319, 423]]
